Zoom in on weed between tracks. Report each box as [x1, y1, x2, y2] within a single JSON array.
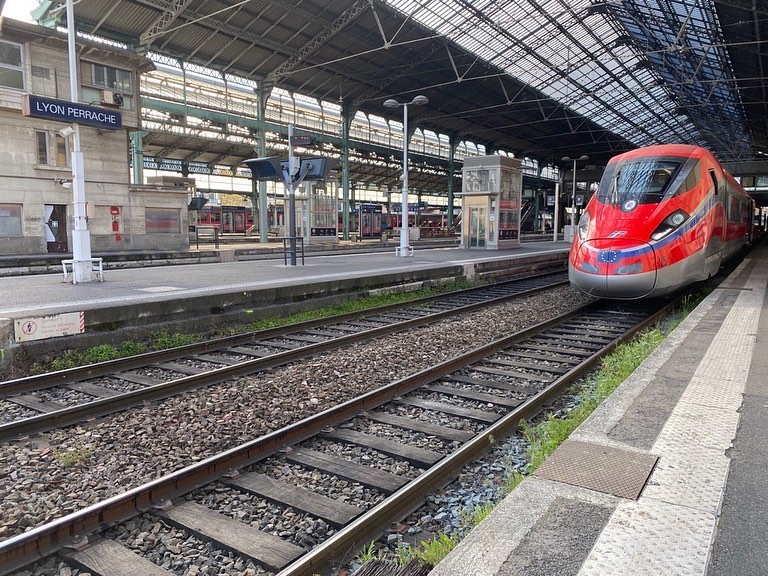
[[23, 278, 704, 572], [356, 292, 703, 571], [28, 280, 479, 374]]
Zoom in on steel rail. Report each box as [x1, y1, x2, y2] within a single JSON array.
[[0, 299, 670, 576], [275, 300, 674, 576], [0, 272, 565, 394], [0, 276, 567, 440]]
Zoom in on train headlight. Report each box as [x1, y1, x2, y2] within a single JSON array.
[[650, 209, 689, 241], [577, 211, 590, 241], [617, 263, 643, 274]]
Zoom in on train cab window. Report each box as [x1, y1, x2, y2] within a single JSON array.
[[598, 159, 680, 206], [648, 169, 672, 194]]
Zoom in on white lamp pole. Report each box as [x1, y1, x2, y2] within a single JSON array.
[[66, 0, 94, 283], [561, 155, 588, 241], [384, 95, 428, 257]]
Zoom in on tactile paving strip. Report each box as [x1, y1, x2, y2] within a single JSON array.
[[534, 439, 658, 500]]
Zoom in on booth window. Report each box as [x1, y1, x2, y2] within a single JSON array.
[[0, 40, 24, 90], [0, 204, 22, 236], [145, 208, 180, 233]]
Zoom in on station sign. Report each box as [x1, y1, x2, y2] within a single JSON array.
[[143, 157, 212, 174], [14, 311, 85, 343], [22, 95, 122, 129], [290, 134, 317, 146], [389, 201, 429, 212]]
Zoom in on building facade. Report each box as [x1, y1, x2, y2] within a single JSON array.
[[0, 17, 189, 256]]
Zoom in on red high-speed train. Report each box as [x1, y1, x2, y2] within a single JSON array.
[[569, 144, 754, 299]]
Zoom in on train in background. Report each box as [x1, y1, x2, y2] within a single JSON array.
[[569, 144, 754, 299], [190, 202, 449, 236], [190, 204, 254, 233]]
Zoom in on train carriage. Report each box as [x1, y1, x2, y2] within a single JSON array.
[[569, 144, 754, 299]]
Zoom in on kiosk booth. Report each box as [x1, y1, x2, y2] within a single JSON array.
[[359, 203, 384, 238], [460, 155, 522, 249], [295, 179, 339, 245]]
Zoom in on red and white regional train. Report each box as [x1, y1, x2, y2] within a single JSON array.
[[569, 144, 754, 299]]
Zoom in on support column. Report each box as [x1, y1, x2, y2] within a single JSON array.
[[447, 135, 457, 228], [341, 102, 353, 240], [130, 130, 146, 185], [256, 84, 269, 243], [65, 0, 94, 283]]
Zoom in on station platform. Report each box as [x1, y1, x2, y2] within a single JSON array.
[[0, 241, 569, 372], [430, 243, 768, 575]]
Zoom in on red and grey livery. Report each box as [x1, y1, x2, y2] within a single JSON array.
[[569, 144, 754, 299]]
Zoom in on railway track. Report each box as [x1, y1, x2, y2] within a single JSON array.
[[0, 298, 672, 576], [0, 272, 568, 441]]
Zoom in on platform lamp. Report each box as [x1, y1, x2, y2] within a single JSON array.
[[562, 155, 589, 242], [64, 0, 96, 283], [383, 95, 429, 257]]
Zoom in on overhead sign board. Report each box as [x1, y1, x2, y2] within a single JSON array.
[[242, 156, 335, 182], [22, 95, 122, 129], [290, 135, 316, 146]]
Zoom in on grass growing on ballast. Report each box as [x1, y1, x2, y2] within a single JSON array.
[[29, 279, 480, 374], [36, 333, 196, 373], [219, 279, 479, 333], [391, 294, 700, 569], [522, 325, 667, 471]]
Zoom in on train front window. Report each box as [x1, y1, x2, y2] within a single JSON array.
[[598, 160, 681, 206]]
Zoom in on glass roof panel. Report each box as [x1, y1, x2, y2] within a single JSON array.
[[384, 0, 751, 161]]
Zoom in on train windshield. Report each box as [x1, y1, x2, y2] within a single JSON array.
[[597, 159, 682, 206]]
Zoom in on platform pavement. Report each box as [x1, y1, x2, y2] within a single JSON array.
[[0, 243, 568, 320], [429, 244, 768, 576], [0, 242, 569, 372]]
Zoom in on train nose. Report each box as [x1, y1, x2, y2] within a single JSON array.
[[569, 239, 657, 299]]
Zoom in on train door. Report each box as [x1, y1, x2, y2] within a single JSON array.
[[233, 211, 245, 233], [361, 211, 372, 236], [44, 204, 68, 252], [222, 211, 234, 233]]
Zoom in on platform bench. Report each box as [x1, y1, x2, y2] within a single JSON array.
[[62, 258, 104, 283]]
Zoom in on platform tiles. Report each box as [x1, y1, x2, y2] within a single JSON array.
[[430, 254, 768, 576]]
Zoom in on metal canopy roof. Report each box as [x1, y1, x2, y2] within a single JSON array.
[[26, 0, 768, 173]]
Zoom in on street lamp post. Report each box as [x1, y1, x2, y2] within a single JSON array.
[[65, 0, 95, 283], [384, 95, 429, 257], [561, 155, 589, 242]]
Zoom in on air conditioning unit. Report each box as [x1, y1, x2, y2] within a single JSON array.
[[99, 90, 124, 107]]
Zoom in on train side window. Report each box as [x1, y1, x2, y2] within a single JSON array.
[[709, 169, 719, 195], [682, 166, 699, 194]]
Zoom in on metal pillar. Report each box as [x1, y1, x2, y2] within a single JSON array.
[[65, 0, 95, 283]]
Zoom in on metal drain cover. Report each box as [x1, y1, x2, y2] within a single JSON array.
[[534, 439, 658, 500]]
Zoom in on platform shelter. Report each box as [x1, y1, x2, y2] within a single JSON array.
[[460, 155, 522, 249], [295, 179, 339, 245]]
